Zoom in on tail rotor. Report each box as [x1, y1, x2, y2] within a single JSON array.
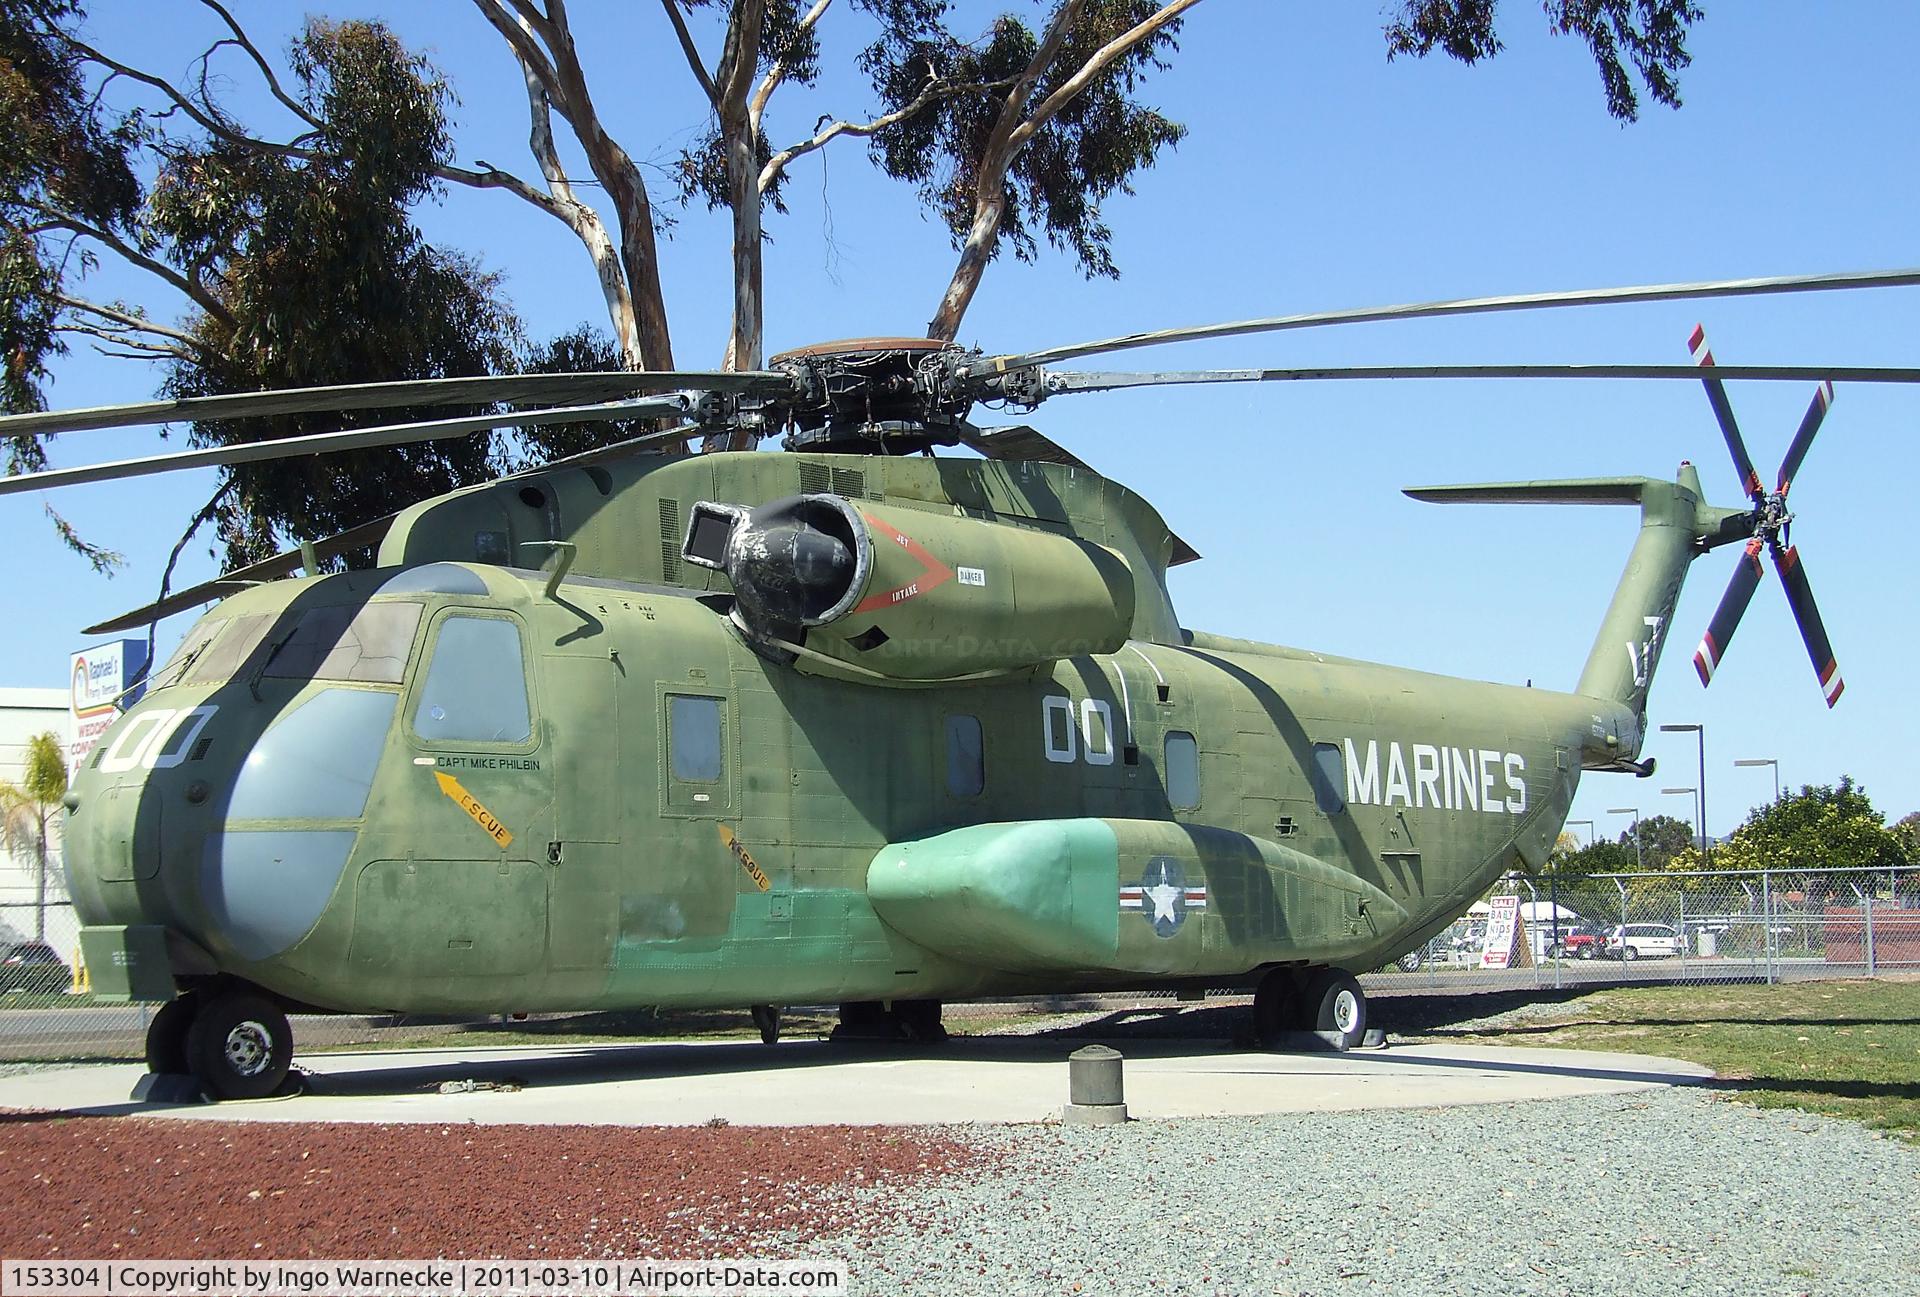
[[1687, 327, 1846, 707]]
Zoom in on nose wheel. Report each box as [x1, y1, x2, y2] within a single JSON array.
[[145, 988, 294, 1100]]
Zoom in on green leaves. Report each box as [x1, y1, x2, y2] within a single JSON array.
[[1385, 0, 1704, 121]]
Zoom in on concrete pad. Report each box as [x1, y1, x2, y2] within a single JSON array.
[[0, 1036, 1709, 1127]]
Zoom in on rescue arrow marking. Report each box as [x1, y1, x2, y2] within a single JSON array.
[[851, 510, 956, 614], [433, 769, 513, 848], [718, 823, 772, 891]]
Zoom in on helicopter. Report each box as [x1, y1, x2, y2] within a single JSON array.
[[3, 267, 1916, 1100]]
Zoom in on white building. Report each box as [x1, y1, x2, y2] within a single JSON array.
[[0, 688, 73, 946]]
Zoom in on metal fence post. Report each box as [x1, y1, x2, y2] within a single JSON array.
[[1549, 872, 1563, 990], [1763, 869, 1776, 985], [1865, 885, 1876, 978]]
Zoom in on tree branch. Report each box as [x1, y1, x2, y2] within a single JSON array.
[[661, 0, 720, 107], [194, 0, 324, 131], [39, 212, 236, 329], [1009, 0, 1202, 152], [59, 324, 192, 360], [469, 0, 565, 93], [760, 75, 1013, 193], [749, 0, 831, 132], [61, 34, 326, 164], [55, 295, 206, 349]]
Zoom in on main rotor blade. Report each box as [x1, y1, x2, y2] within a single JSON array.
[[1693, 541, 1766, 686], [0, 394, 697, 497], [1689, 326, 1765, 505], [1038, 363, 1920, 396], [981, 267, 1920, 373], [1777, 381, 1836, 497], [1773, 544, 1845, 707], [0, 370, 787, 440], [83, 512, 398, 636]]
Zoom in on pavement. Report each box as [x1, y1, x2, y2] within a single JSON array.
[[0, 1036, 1710, 1127]]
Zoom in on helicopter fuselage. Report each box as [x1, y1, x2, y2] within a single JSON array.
[[65, 452, 1639, 1016]]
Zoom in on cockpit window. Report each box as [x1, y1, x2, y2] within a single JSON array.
[[259, 603, 423, 685], [181, 614, 273, 687], [412, 615, 532, 743]]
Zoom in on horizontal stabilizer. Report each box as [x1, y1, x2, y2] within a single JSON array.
[[1404, 477, 1656, 506]]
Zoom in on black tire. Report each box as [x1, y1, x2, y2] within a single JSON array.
[[1304, 969, 1367, 1051], [1251, 969, 1302, 1047], [1622, 944, 1640, 963], [750, 1004, 781, 1046], [184, 990, 292, 1100], [144, 994, 198, 1075], [1578, 945, 1595, 961], [1395, 950, 1423, 974], [895, 999, 947, 1044]]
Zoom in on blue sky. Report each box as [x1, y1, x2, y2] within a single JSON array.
[[16, 2, 1920, 838]]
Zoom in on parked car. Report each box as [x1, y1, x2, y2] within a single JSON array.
[[1550, 926, 1605, 960], [0, 942, 69, 994], [1605, 923, 1685, 961]]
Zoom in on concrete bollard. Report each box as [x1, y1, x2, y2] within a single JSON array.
[[1063, 1044, 1128, 1125]]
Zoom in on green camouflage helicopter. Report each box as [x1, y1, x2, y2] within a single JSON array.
[[4, 268, 1914, 1099]]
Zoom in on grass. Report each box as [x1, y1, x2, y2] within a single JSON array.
[[1420, 978, 1920, 1140]]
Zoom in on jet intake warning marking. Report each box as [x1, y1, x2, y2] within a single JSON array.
[[1342, 738, 1527, 814], [432, 770, 513, 847]]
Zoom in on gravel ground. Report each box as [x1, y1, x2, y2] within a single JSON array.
[[837, 1090, 1920, 1297]]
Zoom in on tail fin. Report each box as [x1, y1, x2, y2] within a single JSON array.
[[1406, 466, 1752, 720]]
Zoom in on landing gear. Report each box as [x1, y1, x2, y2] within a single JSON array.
[[182, 989, 293, 1100], [750, 1004, 781, 1045], [1302, 968, 1368, 1051], [830, 998, 946, 1043], [144, 993, 198, 1075], [1251, 967, 1369, 1052]]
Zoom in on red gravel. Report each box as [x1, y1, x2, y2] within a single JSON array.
[[0, 1115, 988, 1259]]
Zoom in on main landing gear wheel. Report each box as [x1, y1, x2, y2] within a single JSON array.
[[1302, 969, 1368, 1052], [144, 993, 198, 1075], [750, 1004, 781, 1045], [185, 990, 292, 1100]]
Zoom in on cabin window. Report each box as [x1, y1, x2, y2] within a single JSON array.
[[1165, 731, 1200, 810], [946, 714, 985, 798], [668, 695, 724, 783], [413, 615, 532, 743], [1310, 742, 1346, 814]]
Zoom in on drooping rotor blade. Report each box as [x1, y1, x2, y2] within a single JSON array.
[[0, 394, 698, 497], [1036, 363, 1920, 397], [0, 370, 788, 440], [1688, 326, 1766, 505], [978, 267, 1920, 373], [1693, 541, 1767, 686], [1776, 381, 1836, 497], [1773, 544, 1845, 707], [83, 512, 398, 636], [958, 423, 1200, 565]]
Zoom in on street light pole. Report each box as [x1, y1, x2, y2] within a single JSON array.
[[1567, 819, 1595, 848], [1662, 786, 1698, 852], [1735, 757, 1780, 803], [1607, 807, 1643, 870], [1661, 723, 1708, 861]]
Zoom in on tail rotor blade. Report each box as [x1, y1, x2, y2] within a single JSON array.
[[1689, 325, 1766, 505], [1693, 541, 1766, 686], [1772, 545, 1845, 707], [1776, 381, 1836, 497]]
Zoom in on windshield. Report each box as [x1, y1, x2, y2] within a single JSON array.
[[150, 602, 424, 690]]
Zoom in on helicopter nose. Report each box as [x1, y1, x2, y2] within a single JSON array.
[[202, 688, 396, 961]]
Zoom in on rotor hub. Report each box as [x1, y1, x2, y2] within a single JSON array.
[[768, 338, 977, 453]]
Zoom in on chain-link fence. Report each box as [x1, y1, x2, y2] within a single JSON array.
[[1369, 865, 1920, 993], [3, 867, 1914, 1061]]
